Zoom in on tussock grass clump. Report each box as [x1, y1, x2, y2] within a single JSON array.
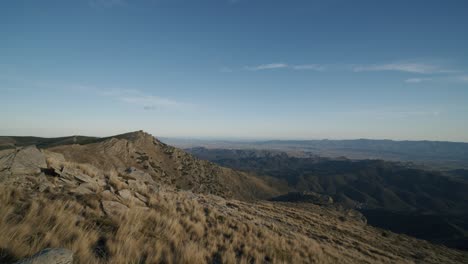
[[106, 169, 126, 191], [0, 186, 100, 263]]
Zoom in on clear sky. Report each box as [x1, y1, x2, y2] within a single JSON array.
[[1, 0, 468, 141]]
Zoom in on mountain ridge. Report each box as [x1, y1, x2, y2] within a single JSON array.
[[0, 131, 467, 263]]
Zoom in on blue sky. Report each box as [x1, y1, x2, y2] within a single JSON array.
[[1, 0, 468, 141]]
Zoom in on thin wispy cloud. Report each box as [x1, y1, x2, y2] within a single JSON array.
[[246, 63, 288, 71], [121, 95, 183, 109], [240, 61, 466, 80], [353, 63, 440, 74], [334, 109, 442, 119], [100, 89, 192, 110], [98, 88, 191, 111], [405, 78, 432, 83], [291, 64, 326, 71], [245, 63, 325, 71]]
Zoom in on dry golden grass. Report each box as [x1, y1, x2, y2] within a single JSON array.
[[0, 183, 326, 264], [106, 170, 126, 191], [0, 187, 100, 263]]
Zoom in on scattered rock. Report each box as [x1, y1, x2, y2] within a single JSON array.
[[102, 200, 129, 216], [15, 248, 73, 264], [124, 167, 154, 183], [0, 149, 16, 172], [100, 190, 118, 201], [37, 173, 55, 192], [73, 171, 95, 184], [95, 178, 107, 187], [59, 166, 103, 190], [72, 183, 98, 195], [127, 179, 147, 192], [118, 189, 133, 200], [59, 166, 82, 180], [134, 192, 148, 203], [59, 177, 77, 187], [118, 189, 146, 206]]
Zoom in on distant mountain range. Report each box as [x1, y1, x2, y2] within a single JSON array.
[[163, 138, 468, 169]]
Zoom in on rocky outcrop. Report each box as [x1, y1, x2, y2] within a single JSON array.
[[11, 146, 47, 175], [0, 146, 47, 176], [118, 189, 146, 206], [15, 248, 73, 264]]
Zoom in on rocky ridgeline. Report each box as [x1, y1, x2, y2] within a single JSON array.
[[0, 145, 160, 217]]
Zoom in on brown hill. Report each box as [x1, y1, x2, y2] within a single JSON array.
[[47, 131, 282, 200]]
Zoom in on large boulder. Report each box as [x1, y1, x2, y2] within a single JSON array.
[[10, 146, 47, 175], [15, 248, 73, 264], [59, 165, 105, 187]]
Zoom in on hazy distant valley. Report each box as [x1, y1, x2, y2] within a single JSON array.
[[163, 138, 468, 170]]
